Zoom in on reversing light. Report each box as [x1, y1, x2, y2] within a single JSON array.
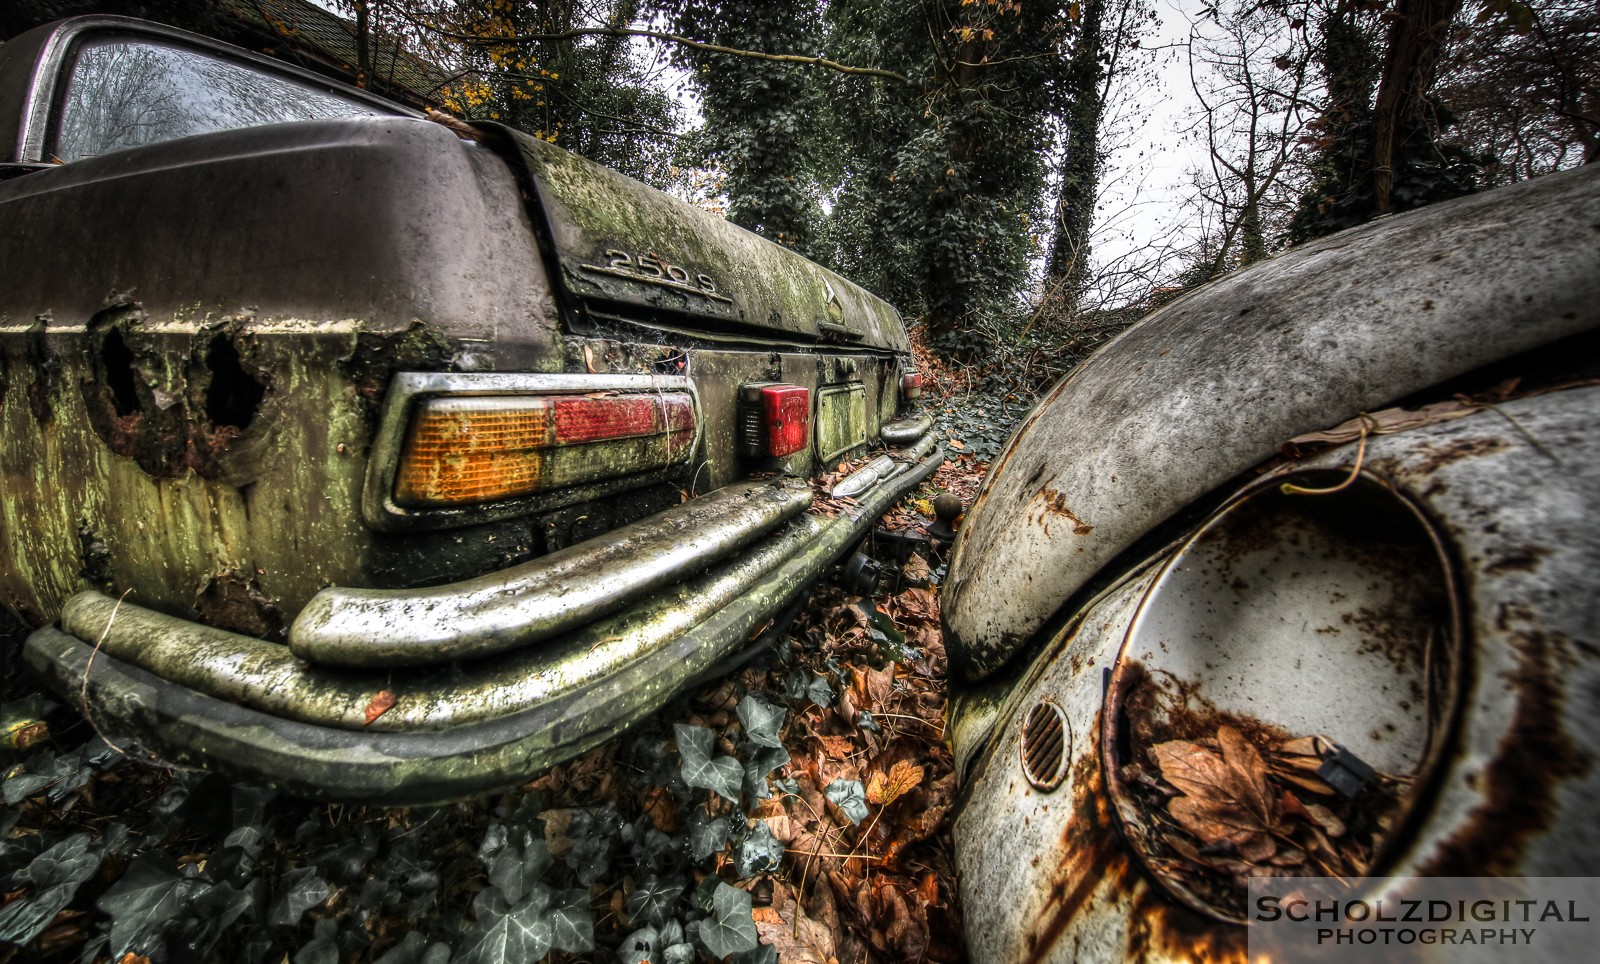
[[394, 392, 695, 507], [901, 371, 923, 400], [740, 383, 811, 458]]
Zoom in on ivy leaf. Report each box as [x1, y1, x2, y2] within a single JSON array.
[[674, 724, 742, 803], [267, 866, 332, 927], [617, 925, 660, 964], [629, 823, 677, 872], [25, 832, 99, 889], [857, 710, 882, 733], [564, 806, 619, 886], [736, 695, 786, 749], [663, 942, 696, 964], [170, 881, 251, 959], [743, 746, 790, 802], [98, 854, 206, 959], [625, 875, 683, 927], [548, 887, 594, 953], [824, 779, 869, 824], [698, 883, 759, 959], [784, 669, 834, 707], [293, 918, 340, 964], [478, 822, 510, 864], [735, 821, 785, 878], [457, 888, 554, 964], [0, 883, 77, 946], [686, 810, 730, 862], [488, 840, 550, 904]]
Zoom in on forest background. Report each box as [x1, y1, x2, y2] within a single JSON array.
[[0, 2, 1595, 963]]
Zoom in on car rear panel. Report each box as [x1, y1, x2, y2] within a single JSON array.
[[1, 115, 914, 638]]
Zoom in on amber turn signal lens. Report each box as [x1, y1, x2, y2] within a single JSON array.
[[395, 392, 695, 508]]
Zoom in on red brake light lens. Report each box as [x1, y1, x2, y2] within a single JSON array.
[[901, 371, 923, 400], [395, 392, 696, 507], [740, 383, 811, 458]]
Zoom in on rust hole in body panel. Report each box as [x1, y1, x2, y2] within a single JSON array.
[[102, 327, 140, 417], [194, 569, 284, 639], [83, 319, 271, 480], [203, 336, 265, 430]]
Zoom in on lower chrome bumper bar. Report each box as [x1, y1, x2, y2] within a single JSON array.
[[23, 441, 943, 804]]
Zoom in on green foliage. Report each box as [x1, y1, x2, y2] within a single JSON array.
[[674, 722, 743, 803], [735, 694, 786, 749], [697, 882, 759, 958], [417, 1, 685, 188], [823, 778, 869, 824], [625, 875, 685, 926], [824, 0, 1075, 356], [665, 0, 834, 256], [1287, 0, 1485, 243]]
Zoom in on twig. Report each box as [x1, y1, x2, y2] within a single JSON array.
[[1281, 415, 1373, 496], [80, 589, 135, 758]]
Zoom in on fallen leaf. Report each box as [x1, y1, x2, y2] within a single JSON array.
[[753, 901, 837, 964], [865, 761, 924, 807], [1152, 728, 1277, 847], [362, 691, 397, 726]]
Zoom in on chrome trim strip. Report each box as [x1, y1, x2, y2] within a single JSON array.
[[293, 477, 812, 667], [881, 413, 933, 447]]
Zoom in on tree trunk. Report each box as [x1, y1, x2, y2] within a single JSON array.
[[1369, 0, 1463, 211], [1045, 0, 1107, 307]]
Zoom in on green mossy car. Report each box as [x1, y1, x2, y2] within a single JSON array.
[[0, 15, 939, 804]]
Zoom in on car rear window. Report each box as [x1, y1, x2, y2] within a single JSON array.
[[52, 36, 389, 161]]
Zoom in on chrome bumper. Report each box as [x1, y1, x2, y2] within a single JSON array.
[[24, 437, 942, 804]]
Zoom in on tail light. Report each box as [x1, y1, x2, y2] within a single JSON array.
[[394, 392, 695, 508], [740, 383, 811, 458], [901, 371, 923, 400]]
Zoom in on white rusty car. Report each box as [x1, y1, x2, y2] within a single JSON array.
[[942, 164, 1600, 960]]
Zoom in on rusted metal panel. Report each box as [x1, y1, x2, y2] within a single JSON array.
[[951, 385, 1600, 962], [943, 163, 1600, 680]]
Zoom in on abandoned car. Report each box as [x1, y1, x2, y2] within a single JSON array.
[[940, 163, 1600, 961], [0, 16, 939, 804]]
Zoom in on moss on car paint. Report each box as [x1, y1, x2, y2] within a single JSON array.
[[0, 315, 374, 631]]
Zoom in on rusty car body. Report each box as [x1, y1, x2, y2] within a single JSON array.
[[940, 164, 1600, 960], [0, 16, 939, 804]]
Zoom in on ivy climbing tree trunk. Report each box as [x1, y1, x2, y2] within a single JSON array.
[[664, 0, 833, 257], [1369, 0, 1463, 212], [1046, 0, 1107, 307]]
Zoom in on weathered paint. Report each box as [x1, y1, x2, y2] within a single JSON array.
[[951, 385, 1600, 962], [494, 125, 908, 352], [944, 163, 1600, 681], [1, 318, 373, 628]]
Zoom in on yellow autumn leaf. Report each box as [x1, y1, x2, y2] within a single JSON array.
[[865, 760, 925, 806]]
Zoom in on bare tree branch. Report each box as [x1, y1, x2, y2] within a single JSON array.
[[409, 19, 914, 85]]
